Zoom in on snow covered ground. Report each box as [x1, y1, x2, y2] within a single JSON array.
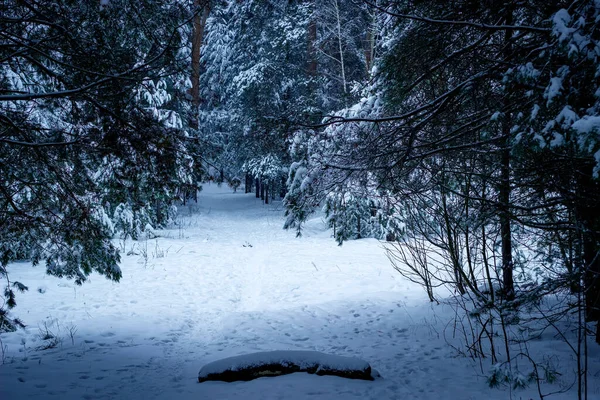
[[1, 185, 598, 399]]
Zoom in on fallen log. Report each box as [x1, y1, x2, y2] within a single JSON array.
[[198, 350, 375, 383]]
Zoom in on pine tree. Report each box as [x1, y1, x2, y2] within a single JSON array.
[[0, 0, 200, 331]]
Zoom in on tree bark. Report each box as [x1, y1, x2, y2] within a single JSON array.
[[364, 9, 376, 76], [333, 0, 347, 94], [245, 173, 251, 194], [500, 132, 513, 300], [499, 4, 514, 300], [265, 182, 269, 204], [576, 167, 600, 343], [307, 4, 317, 76], [190, 0, 210, 128]]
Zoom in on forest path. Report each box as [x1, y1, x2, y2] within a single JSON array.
[[1, 185, 498, 399]]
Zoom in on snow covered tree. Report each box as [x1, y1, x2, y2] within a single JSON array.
[[0, 0, 201, 331], [284, 0, 600, 392], [198, 1, 312, 183], [199, 0, 374, 193], [314, 0, 372, 108]]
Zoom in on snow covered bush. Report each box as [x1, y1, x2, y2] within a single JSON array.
[[113, 204, 155, 241]]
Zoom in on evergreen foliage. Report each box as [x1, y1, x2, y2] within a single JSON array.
[[281, 1, 600, 392], [0, 0, 201, 331], [2, 0, 600, 393]]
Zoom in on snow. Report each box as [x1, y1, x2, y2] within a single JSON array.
[[530, 104, 540, 121], [572, 115, 600, 134], [198, 350, 371, 379], [556, 105, 579, 128], [0, 185, 598, 399], [545, 76, 563, 105], [552, 9, 573, 42]]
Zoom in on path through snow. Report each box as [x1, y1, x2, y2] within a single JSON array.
[[0, 185, 590, 399]]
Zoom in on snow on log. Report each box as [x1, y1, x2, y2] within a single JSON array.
[[198, 350, 375, 382]]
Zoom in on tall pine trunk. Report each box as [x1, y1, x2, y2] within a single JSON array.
[[576, 166, 600, 344], [364, 8, 376, 77], [265, 182, 269, 204], [260, 178, 265, 201], [190, 0, 210, 128], [307, 3, 317, 77], [332, 0, 347, 95], [245, 173, 251, 193], [500, 129, 513, 300], [499, 4, 514, 300], [280, 175, 287, 198]]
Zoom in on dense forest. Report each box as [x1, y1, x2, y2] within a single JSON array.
[[2, 0, 600, 397]]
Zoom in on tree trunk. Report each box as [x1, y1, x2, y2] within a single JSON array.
[[255, 177, 260, 198], [576, 166, 600, 343], [333, 0, 347, 94], [364, 9, 376, 76], [190, 0, 210, 128], [245, 173, 251, 193], [442, 187, 466, 295], [260, 178, 265, 201], [280, 175, 287, 198], [265, 182, 269, 204], [307, 5, 317, 77], [499, 133, 514, 299], [155, 198, 162, 227], [499, 5, 514, 300]]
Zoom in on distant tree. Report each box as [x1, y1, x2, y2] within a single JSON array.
[[199, 1, 312, 185], [199, 0, 372, 193]]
